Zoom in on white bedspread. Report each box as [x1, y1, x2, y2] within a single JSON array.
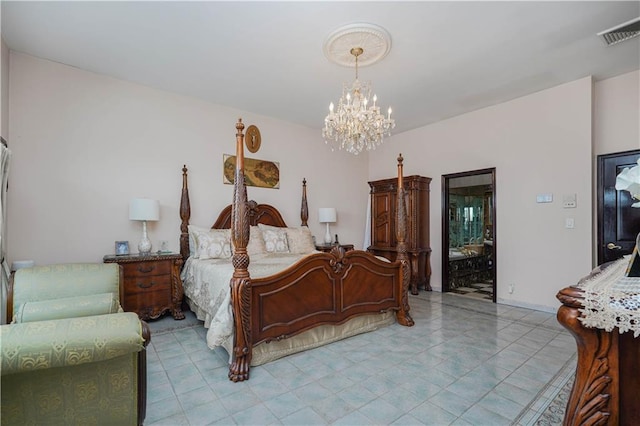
[[180, 252, 315, 350]]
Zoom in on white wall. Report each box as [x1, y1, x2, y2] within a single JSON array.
[[593, 70, 639, 156], [370, 77, 594, 311], [7, 52, 369, 266], [7, 51, 638, 313], [1, 38, 8, 138], [591, 70, 640, 264]]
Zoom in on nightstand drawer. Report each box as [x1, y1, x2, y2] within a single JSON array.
[[122, 261, 171, 278], [124, 275, 170, 295], [123, 290, 171, 315]]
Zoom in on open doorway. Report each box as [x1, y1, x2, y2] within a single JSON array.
[[442, 168, 496, 302]]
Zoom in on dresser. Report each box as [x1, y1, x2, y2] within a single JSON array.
[[104, 253, 185, 320], [368, 175, 431, 294]]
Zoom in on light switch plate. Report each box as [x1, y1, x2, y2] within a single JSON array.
[[565, 218, 575, 229]]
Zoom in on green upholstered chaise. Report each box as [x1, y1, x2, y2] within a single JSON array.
[[1, 312, 150, 425]]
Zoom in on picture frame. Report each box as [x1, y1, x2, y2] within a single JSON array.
[[115, 241, 129, 256], [223, 154, 280, 189]]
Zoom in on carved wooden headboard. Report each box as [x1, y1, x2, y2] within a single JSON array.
[[179, 158, 309, 262]]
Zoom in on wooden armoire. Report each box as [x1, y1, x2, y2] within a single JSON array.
[[368, 175, 431, 294]]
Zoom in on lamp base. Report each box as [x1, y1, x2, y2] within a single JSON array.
[[138, 221, 152, 254], [324, 223, 332, 245]]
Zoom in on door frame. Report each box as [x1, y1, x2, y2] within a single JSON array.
[[442, 168, 496, 302], [597, 149, 640, 265]]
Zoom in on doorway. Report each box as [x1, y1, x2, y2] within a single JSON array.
[[442, 168, 496, 302], [597, 149, 640, 265]]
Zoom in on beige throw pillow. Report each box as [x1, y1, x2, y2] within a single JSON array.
[[232, 226, 267, 256], [188, 226, 232, 259], [258, 224, 290, 253], [197, 229, 232, 260], [286, 227, 316, 254]]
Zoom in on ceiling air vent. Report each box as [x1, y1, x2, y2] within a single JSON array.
[[597, 17, 640, 46]]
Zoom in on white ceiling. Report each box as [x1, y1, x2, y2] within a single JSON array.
[[2, 1, 639, 135]]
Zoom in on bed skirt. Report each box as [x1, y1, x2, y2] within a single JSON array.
[[185, 296, 395, 366]]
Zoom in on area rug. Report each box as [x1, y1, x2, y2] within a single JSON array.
[[513, 354, 576, 425], [145, 308, 203, 335]]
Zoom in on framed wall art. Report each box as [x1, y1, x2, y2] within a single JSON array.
[[223, 154, 280, 189]]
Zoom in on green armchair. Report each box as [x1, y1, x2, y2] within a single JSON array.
[[1, 312, 150, 425], [7, 263, 124, 324]]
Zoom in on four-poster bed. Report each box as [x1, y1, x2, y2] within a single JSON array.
[[179, 118, 414, 381]]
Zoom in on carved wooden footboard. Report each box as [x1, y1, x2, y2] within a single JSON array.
[[180, 119, 413, 381]]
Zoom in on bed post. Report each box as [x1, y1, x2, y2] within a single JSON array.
[[228, 118, 253, 382], [395, 154, 414, 327], [301, 178, 309, 226], [180, 165, 191, 264]]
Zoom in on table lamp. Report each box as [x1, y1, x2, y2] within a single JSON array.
[[318, 207, 337, 244], [129, 198, 160, 254]]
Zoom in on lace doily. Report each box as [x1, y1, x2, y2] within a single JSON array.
[[576, 255, 640, 337]]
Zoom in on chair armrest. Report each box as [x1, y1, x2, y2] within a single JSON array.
[[13, 292, 122, 323], [1, 312, 145, 375]]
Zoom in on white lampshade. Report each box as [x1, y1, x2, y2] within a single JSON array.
[[318, 208, 337, 223], [129, 198, 160, 221]]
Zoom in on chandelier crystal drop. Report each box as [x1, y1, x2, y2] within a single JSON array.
[[322, 47, 395, 155]]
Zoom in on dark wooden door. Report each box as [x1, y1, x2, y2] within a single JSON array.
[[597, 149, 640, 265]]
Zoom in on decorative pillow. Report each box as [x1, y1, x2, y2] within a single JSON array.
[[187, 225, 208, 258], [232, 226, 267, 256], [286, 226, 316, 254], [258, 224, 290, 253], [197, 229, 232, 260], [188, 226, 232, 259]]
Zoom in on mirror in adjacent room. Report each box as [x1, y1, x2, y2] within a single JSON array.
[[442, 168, 496, 302]]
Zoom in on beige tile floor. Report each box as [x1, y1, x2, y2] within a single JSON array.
[[145, 292, 575, 425]]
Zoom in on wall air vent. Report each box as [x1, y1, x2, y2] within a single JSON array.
[[597, 17, 640, 46]]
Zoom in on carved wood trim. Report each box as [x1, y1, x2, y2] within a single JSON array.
[[394, 154, 414, 326], [556, 286, 616, 425], [180, 165, 191, 263]]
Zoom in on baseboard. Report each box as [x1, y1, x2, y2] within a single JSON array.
[[496, 297, 557, 314]]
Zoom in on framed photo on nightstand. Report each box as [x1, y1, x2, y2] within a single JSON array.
[[115, 241, 129, 256]]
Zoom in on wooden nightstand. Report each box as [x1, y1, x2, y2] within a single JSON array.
[[104, 252, 185, 320], [315, 244, 355, 253]]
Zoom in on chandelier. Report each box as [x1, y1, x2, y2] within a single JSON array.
[[322, 47, 395, 155]]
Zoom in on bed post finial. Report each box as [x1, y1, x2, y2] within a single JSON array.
[[395, 153, 413, 326], [180, 165, 191, 263], [301, 178, 309, 227]]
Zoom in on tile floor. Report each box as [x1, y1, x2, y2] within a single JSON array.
[[145, 292, 576, 425], [450, 281, 494, 301]]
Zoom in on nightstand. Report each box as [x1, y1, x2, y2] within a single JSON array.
[[315, 244, 355, 253], [104, 252, 185, 320]]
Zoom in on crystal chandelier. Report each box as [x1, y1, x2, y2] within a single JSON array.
[[322, 47, 395, 155]]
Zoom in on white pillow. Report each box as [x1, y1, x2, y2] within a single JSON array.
[[188, 226, 232, 259], [197, 229, 232, 260], [232, 226, 267, 256], [286, 227, 316, 254], [258, 224, 290, 253]]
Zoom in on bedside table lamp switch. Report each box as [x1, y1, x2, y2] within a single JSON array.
[[129, 198, 159, 254], [318, 208, 337, 245]]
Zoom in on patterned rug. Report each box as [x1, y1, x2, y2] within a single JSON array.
[[513, 354, 575, 425]]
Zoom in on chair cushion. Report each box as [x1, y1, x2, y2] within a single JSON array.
[[13, 293, 122, 323]]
